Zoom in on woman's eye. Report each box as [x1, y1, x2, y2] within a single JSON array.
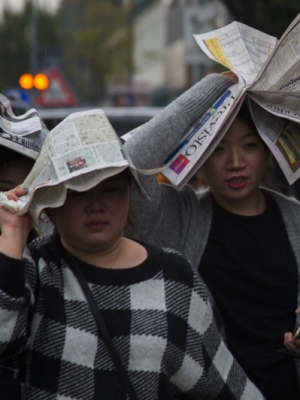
[[245, 142, 257, 148], [104, 187, 119, 193], [214, 146, 224, 152]]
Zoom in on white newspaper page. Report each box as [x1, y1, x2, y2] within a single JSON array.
[[19, 109, 129, 223], [0, 115, 42, 136], [49, 110, 126, 183], [0, 94, 47, 159], [193, 21, 277, 86], [248, 14, 300, 121]]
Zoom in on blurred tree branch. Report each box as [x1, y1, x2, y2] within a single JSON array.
[[58, 0, 132, 104], [0, 0, 59, 92]]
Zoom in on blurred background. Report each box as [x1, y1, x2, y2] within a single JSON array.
[[0, 0, 299, 193], [0, 0, 298, 109]]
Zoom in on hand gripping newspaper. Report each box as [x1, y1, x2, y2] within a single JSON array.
[[0, 109, 141, 225], [124, 13, 300, 189]]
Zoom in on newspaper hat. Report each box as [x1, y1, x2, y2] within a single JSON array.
[[11, 109, 143, 225], [0, 94, 48, 160]]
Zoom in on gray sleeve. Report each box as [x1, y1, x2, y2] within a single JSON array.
[[124, 73, 233, 169], [125, 74, 232, 243]]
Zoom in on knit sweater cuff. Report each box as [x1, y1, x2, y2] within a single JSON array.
[[175, 74, 232, 122]]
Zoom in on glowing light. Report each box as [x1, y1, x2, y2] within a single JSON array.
[[19, 73, 34, 90], [33, 73, 49, 90]]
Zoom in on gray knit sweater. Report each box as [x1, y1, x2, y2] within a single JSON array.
[[124, 74, 300, 378]]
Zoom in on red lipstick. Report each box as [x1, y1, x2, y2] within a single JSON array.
[[227, 176, 247, 189]]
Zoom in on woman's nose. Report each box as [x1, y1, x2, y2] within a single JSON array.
[[226, 148, 245, 169], [86, 191, 105, 212]]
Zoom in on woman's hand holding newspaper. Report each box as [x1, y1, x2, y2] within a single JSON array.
[[0, 186, 32, 259], [220, 70, 239, 84]]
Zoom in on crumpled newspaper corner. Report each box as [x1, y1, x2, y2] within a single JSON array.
[[0, 192, 26, 213]]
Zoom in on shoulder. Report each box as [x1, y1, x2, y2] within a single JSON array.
[[145, 241, 190, 266], [161, 183, 212, 211], [142, 243, 213, 322], [27, 235, 61, 263], [143, 241, 202, 289], [195, 188, 212, 203], [263, 187, 300, 210]]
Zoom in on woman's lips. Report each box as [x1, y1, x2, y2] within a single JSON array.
[[226, 177, 247, 189], [85, 220, 108, 229]]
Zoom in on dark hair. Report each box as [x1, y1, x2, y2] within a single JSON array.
[[121, 167, 133, 185], [236, 101, 270, 154], [0, 146, 31, 167], [236, 101, 257, 133]]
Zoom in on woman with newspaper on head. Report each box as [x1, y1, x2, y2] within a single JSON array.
[[0, 95, 48, 399], [123, 72, 300, 399], [0, 109, 264, 399]]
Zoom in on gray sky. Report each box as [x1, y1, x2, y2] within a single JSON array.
[[0, 0, 61, 17]]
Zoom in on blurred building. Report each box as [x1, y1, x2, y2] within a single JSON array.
[[20, 0, 232, 108], [109, 0, 232, 106]]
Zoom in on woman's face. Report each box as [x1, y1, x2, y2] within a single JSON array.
[[50, 172, 131, 254], [201, 117, 268, 213]]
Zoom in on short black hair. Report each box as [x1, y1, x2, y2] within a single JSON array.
[[236, 101, 270, 156], [0, 146, 30, 167], [236, 101, 257, 133]]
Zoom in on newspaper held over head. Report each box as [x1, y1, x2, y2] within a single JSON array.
[[123, 14, 300, 188], [0, 94, 48, 160], [10, 109, 141, 225]]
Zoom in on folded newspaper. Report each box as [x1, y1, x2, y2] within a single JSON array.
[[125, 14, 300, 189], [6, 109, 141, 225], [0, 94, 48, 160]]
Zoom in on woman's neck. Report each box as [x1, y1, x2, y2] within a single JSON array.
[[213, 190, 267, 216], [61, 237, 147, 269]]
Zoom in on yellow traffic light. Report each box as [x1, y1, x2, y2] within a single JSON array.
[[19, 72, 49, 90], [19, 73, 34, 90], [33, 73, 49, 90]]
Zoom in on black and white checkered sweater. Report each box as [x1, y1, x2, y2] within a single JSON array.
[[0, 236, 263, 399]]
